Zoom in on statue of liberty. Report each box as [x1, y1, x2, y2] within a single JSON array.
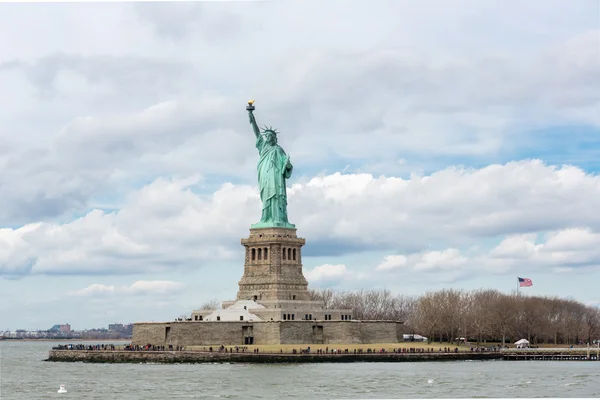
[[246, 100, 295, 229]]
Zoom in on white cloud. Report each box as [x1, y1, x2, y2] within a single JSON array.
[[490, 234, 542, 258], [488, 228, 600, 268], [375, 255, 407, 271], [73, 283, 116, 296], [1, 160, 599, 278], [293, 161, 600, 251], [414, 249, 468, 272], [370, 227, 600, 283], [0, 2, 598, 229], [128, 280, 184, 295], [305, 264, 348, 283], [72, 280, 183, 296], [544, 228, 600, 251]]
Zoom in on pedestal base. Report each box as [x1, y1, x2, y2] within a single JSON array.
[[250, 221, 296, 229], [238, 227, 307, 302]]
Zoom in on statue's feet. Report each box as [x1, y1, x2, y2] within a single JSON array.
[[251, 221, 296, 229]]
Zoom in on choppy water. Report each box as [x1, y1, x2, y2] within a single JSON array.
[[1, 341, 600, 399]]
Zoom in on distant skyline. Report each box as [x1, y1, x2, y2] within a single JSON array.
[[1, 0, 600, 330]]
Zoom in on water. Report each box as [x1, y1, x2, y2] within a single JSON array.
[[1, 341, 600, 399]]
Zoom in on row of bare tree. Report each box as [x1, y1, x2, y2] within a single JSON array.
[[309, 288, 600, 346]]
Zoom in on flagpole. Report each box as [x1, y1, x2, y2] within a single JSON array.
[[516, 277, 519, 296]]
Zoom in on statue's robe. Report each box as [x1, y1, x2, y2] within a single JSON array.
[[256, 135, 293, 225]]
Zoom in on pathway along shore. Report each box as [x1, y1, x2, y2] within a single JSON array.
[[46, 349, 501, 363]]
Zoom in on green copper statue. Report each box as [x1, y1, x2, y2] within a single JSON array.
[[246, 100, 295, 229]]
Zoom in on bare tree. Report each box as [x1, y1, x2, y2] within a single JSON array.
[[414, 291, 442, 342], [582, 307, 600, 344], [199, 299, 221, 310], [309, 288, 335, 308], [564, 299, 586, 344], [492, 293, 517, 346], [469, 289, 501, 345], [306, 287, 599, 346], [394, 294, 418, 328], [436, 289, 466, 343]]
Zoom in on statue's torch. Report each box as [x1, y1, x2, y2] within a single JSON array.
[[246, 99, 255, 111]]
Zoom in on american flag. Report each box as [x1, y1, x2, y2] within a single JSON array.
[[518, 277, 532, 287]]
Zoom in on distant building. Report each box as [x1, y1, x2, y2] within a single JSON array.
[[48, 324, 71, 333], [108, 323, 124, 332], [108, 323, 133, 336]]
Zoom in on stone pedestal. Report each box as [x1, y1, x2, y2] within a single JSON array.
[[237, 227, 309, 302]]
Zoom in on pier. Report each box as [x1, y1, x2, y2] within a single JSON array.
[[47, 349, 501, 363], [47, 347, 600, 363], [501, 348, 600, 361]]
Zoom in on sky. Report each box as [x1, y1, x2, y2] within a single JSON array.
[[0, 0, 599, 330]]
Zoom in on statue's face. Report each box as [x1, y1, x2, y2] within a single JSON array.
[[265, 132, 277, 145]]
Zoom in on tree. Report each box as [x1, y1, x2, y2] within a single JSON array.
[[394, 294, 418, 329], [469, 289, 501, 345], [199, 299, 221, 310], [564, 299, 586, 344], [309, 288, 335, 308], [414, 292, 442, 342], [492, 293, 517, 346], [305, 287, 599, 346], [582, 307, 600, 344], [435, 289, 465, 343]]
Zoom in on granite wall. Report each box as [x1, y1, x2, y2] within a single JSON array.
[[132, 320, 403, 346]]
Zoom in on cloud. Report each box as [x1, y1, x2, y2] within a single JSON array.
[[73, 283, 116, 296], [72, 280, 184, 296], [3, 53, 190, 101], [305, 264, 349, 285], [487, 228, 600, 269], [370, 227, 600, 283], [267, 29, 600, 164], [0, 176, 251, 276], [414, 249, 468, 272], [0, 224, 40, 277], [133, 2, 246, 41], [0, 97, 252, 226], [293, 160, 600, 252], [375, 255, 407, 271], [1, 160, 599, 278], [0, 3, 597, 230]]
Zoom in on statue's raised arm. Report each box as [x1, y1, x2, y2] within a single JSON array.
[[247, 100, 260, 138]]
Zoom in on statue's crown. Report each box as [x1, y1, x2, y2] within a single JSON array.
[[261, 125, 279, 136]]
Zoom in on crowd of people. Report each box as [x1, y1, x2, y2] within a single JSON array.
[[123, 344, 185, 351], [53, 344, 117, 351]]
